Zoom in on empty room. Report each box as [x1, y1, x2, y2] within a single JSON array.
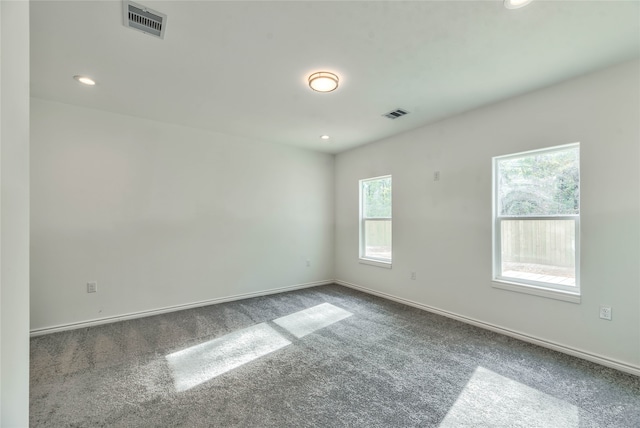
[[1, 0, 639, 426]]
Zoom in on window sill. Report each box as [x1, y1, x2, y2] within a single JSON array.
[[492, 279, 581, 304], [359, 258, 392, 269]]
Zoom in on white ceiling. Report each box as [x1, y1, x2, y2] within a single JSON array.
[[30, 0, 640, 154]]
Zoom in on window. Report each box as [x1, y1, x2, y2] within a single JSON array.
[[359, 175, 392, 267], [493, 144, 580, 299]]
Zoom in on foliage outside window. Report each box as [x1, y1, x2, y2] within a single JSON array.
[[360, 176, 392, 265], [493, 144, 580, 296]]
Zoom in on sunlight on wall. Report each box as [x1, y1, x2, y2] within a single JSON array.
[[166, 323, 291, 392], [439, 366, 579, 427], [165, 303, 353, 392]]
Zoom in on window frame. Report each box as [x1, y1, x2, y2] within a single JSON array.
[[492, 143, 580, 301], [359, 175, 392, 268]]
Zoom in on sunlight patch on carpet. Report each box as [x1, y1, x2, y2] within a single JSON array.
[[439, 366, 579, 427], [273, 302, 353, 338], [165, 323, 290, 392]]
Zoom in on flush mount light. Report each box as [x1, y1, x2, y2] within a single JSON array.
[[308, 72, 339, 93], [504, 0, 533, 9], [73, 75, 96, 86], [320, 135, 330, 140]]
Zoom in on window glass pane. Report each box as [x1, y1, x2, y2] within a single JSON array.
[[500, 219, 576, 286], [363, 177, 392, 218], [364, 220, 391, 260], [497, 147, 579, 216]]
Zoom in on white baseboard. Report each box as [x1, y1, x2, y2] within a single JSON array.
[[336, 279, 640, 377], [30, 280, 332, 337]]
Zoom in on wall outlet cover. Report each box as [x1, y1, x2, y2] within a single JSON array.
[[599, 305, 612, 320], [87, 281, 98, 293]]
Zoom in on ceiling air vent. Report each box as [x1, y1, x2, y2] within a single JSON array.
[[123, 1, 166, 39], [383, 108, 410, 119]]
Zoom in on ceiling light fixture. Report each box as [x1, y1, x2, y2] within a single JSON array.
[[73, 75, 96, 86], [504, 0, 533, 9], [320, 135, 330, 140], [308, 72, 339, 93]]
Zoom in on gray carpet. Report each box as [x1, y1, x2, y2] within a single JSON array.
[[30, 284, 640, 427]]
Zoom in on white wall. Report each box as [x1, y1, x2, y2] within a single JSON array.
[[335, 60, 640, 370], [0, 0, 30, 425], [31, 99, 334, 330], [29, 57, 639, 375]]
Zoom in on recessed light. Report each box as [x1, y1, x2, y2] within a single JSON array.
[[504, 0, 533, 9], [308, 72, 339, 93], [320, 135, 330, 140], [73, 75, 96, 86]]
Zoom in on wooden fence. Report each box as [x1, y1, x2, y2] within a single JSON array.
[[501, 219, 575, 267]]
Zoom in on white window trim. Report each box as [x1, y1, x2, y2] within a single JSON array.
[[492, 279, 581, 304], [359, 258, 392, 269], [359, 175, 392, 268], [492, 143, 580, 301]]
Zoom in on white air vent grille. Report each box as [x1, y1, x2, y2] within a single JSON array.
[[123, 1, 166, 39], [383, 108, 409, 119]]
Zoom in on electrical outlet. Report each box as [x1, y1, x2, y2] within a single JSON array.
[[411, 272, 416, 280], [306, 259, 311, 267], [599, 305, 612, 321], [433, 171, 440, 181], [87, 281, 98, 293]]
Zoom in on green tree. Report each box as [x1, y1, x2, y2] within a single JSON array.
[[363, 177, 391, 217], [498, 147, 579, 216]]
